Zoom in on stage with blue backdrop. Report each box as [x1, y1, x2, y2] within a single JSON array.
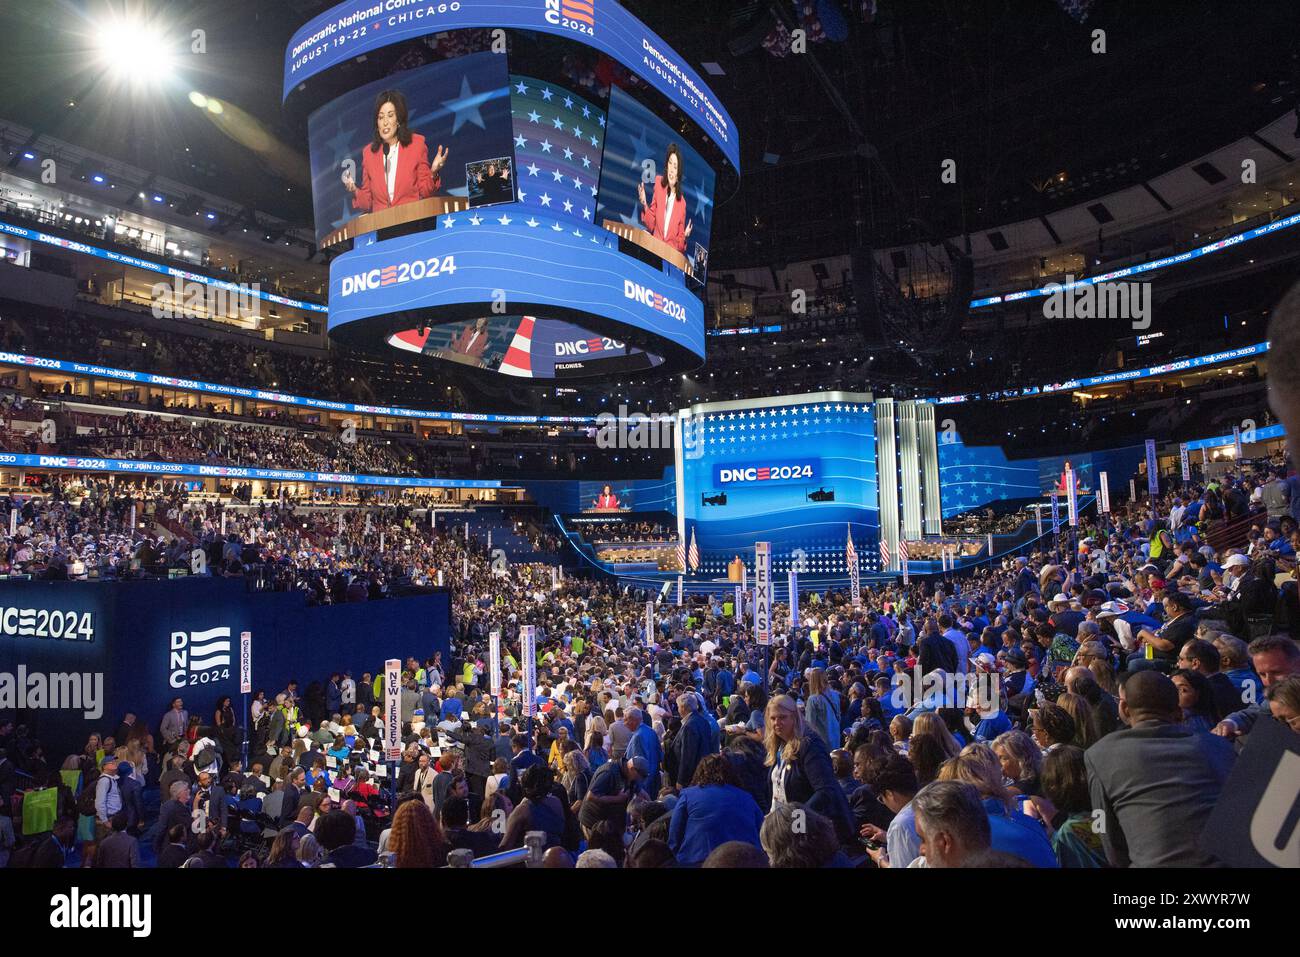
[[0, 578, 450, 757]]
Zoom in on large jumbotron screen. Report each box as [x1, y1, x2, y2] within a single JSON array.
[[677, 394, 881, 576]]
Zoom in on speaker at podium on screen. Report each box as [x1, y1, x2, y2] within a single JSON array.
[[702, 491, 727, 507], [807, 487, 835, 502]]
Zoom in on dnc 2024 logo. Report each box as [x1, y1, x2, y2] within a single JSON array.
[[169, 627, 233, 689], [544, 0, 594, 36]]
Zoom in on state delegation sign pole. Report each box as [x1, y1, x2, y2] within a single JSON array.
[[239, 631, 252, 767]]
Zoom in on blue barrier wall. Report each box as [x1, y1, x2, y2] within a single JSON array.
[[0, 579, 450, 758]]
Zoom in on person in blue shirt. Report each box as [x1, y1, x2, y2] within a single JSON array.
[[1264, 524, 1296, 558], [441, 690, 463, 722], [740, 664, 762, 687], [716, 664, 735, 701], [939, 746, 1057, 867], [668, 753, 764, 865], [624, 707, 663, 796]]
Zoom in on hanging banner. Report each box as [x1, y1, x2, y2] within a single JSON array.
[[1201, 446, 1209, 467], [676, 576, 683, 606], [436, 569, 444, 587], [645, 601, 655, 647], [1050, 493, 1061, 533], [465, 521, 470, 542], [754, 541, 772, 646], [788, 570, 799, 625], [987, 532, 995, 555], [1180, 443, 1191, 482], [520, 626, 536, 717], [1233, 425, 1244, 459], [1035, 505, 1043, 537], [239, 631, 252, 695], [1066, 468, 1079, 527], [488, 630, 501, 696], [551, 567, 560, 591], [1129, 478, 1137, 501], [734, 585, 743, 623], [1145, 439, 1159, 496], [384, 657, 402, 760], [1098, 472, 1111, 514], [462, 555, 469, 580]]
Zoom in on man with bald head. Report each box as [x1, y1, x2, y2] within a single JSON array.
[[1084, 671, 1236, 867]]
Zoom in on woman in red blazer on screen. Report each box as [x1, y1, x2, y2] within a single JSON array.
[[637, 142, 693, 255], [342, 89, 449, 212]]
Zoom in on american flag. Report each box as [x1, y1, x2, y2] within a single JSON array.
[[509, 75, 605, 225], [687, 528, 699, 572], [675, 538, 686, 572], [899, 539, 910, 583], [879, 537, 891, 569]]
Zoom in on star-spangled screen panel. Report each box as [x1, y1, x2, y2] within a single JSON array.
[[507, 75, 606, 232], [307, 53, 516, 244], [680, 400, 880, 576], [596, 85, 716, 290]]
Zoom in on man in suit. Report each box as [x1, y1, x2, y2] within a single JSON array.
[[1085, 671, 1236, 867], [625, 708, 662, 797], [94, 811, 139, 868], [154, 781, 193, 857], [411, 753, 436, 812], [278, 768, 305, 827], [668, 693, 713, 791]]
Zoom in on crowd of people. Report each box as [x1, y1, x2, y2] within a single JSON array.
[[2, 448, 1298, 869]]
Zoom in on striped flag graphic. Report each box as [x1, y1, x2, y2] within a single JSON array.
[[687, 528, 699, 572]]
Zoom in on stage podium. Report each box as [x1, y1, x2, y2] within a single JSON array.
[[601, 219, 693, 277], [322, 196, 470, 249]]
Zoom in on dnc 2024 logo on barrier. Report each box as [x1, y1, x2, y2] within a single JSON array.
[[169, 626, 234, 689]]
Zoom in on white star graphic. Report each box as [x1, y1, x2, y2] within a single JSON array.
[[497, 213, 512, 226], [552, 117, 565, 130], [517, 189, 526, 201], [552, 169, 565, 182], [540, 140, 553, 153], [573, 124, 583, 137], [582, 207, 591, 220], [539, 193, 552, 206], [552, 223, 565, 232], [589, 135, 599, 146], [572, 176, 583, 189], [540, 88, 553, 101], [563, 95, 573, 109], [563, 199, 573, 213], [442, 216, 455, 228], [515, 81, 529, 95], [525, 217, 540, 228], [468, 214, 483, 226], [581, 155, 591, 168], [527, 110, 541, 124], [514, 134, 527, 149], [582, 105, 590, 117], [526, 163, 540, 177], [563, 147, 574, 160], [598, 116, 605, 127]]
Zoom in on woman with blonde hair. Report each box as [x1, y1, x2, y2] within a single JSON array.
[[388, 796, 448, 867], [910, 712, 961, 760], [938, 744, 1058, 867], [763, 694, 854, 843], [992, 730, 1042, 796], [1055, 693, 1097, 749], [297, 832, 327, 867], [804, 667, 840, 749]]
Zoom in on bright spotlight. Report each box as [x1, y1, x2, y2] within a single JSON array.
[[95, 17, 176, 86], [188, 91, 208, 109]]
